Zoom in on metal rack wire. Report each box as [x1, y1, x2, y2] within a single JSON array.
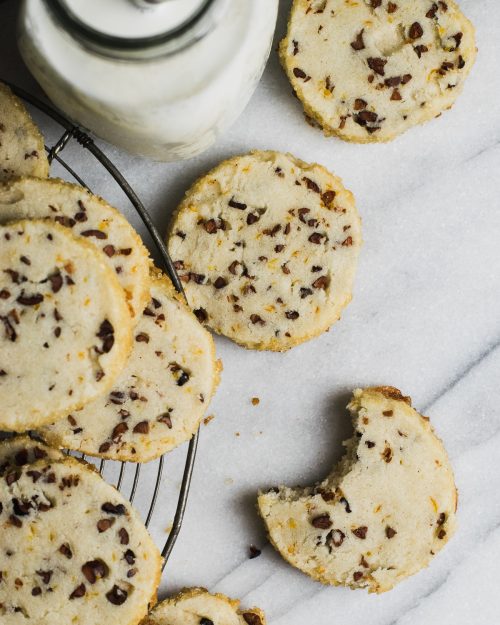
[[2, 80, 198, 569]]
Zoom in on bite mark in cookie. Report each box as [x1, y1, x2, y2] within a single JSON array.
[[258, 386, 457, 592]]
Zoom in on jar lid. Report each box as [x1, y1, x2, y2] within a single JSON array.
[[43, 0, 225, 59]]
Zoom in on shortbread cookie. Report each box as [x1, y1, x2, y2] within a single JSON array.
[[143, 588, 266, 625], [280, 0, 476, 142], [0, 220, 133, 431], [0, 177, 150, 320], [258, 386, 457, 592], [168, 151, 361, 351], [0, 82, 49, 181], [41, 271, 220, 462], [0, 436, 63, 474], [0, 455, 161, 625]]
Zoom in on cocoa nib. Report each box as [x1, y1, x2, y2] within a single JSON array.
[[81, 229, 107, 239], [203, 219, 218, 234], [49, 271, 63, 293], [385, 526, 397, 539], [106, 585, 128, 605], [200, 619, 214, 625], [112, 422, 128, 441], [351, 29, 365, 50], [16, 292, 43, 306], [228, 197, 247, 210], [123, 549, 136, 565], [82, 559, 109, 584], [326, 528, 345, 548], [354, 111, 378, 126], [96, 319, 115, 354], [312, 275, 329, 289], [119, 528, 130, 545], [426, 3, 438, 18], [194, 308, 208, 323], [414, 44, 429, 58], [367, 57, 387, 76], [213, 276, 228, 289], [311, 514, 332, 529], [97, 518, 115, 533], [303, 177, 320, 193], [1, 316, 17, 342], [293, 67, 310, 81], [409, 21, 423, 39], [101, 502, 126, 515], [250, 314, 265, 325], [285, 310, 299, 320], [382, 446, 393, 463], [133, 421, 149, 434], [321, 190, 336, 207], [157, 413, 173, 428], [59, 543, 73, 559], [353, 571, 364, 582], [309, 232, 325, 244], [69, 584, 86, 599], [340, 496, 352, 513], [352, 526, 368, 539]]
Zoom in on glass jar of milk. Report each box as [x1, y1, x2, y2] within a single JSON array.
[[18, 0, 278, 160]]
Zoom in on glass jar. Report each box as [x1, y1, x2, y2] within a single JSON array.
[[18, 0, 278, 161]]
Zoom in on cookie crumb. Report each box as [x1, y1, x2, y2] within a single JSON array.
[[249, 545, 262, 559], [251, 397, 260, 406]]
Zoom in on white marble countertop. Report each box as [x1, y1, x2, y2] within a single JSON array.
[[1, 1, 499, 623]]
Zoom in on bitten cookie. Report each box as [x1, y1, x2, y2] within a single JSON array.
[[143, 587, 266, 625], [0, 177, 151, 320], [41, 271, 220, 462], [280, 0, 476, 142], [0, 219, 133, 431], [258, 386, 457, 592], [168, 151, 361, 351], [0, 455, 161, 625], [0, 436, 63, 474], [0, 82, 49, 181]]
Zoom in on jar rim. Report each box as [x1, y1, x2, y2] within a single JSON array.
[[42, 0, 221, 59]]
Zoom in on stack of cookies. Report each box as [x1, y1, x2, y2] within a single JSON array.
[[0, 83, 221, 462], [0, 83, 224, 625]]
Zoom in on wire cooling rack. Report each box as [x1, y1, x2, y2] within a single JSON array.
[[1, 80, 198, 570]]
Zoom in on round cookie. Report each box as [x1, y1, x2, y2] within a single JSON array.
[[280, 0, 476, 142], [258, 386, 457, 593], [0, 82, 49, 182], [0, 177, 151, 320], [168, 151, 361, 351], [0, 455, 161, 625], [41, 270, 221, 462], [0, 219, 133, 431], [0, 436, 63, 474], [143, 587, 266, 625]]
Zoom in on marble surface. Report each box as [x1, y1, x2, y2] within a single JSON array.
[[1, 1, 500, 623]]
